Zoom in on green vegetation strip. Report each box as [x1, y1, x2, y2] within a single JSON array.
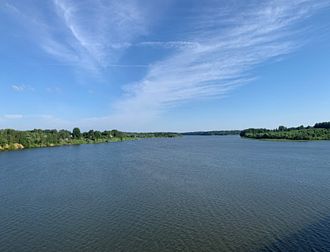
[[0, 128, 180, 151], [240, 122, 330, 141]]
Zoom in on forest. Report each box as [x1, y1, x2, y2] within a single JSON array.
[[0, 128, 179, 151], [240, 122, 330, 140]]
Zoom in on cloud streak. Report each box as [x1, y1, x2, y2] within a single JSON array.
[[11, 84, 34, 92], [110, 0, 329, 126], [3, 114, 24, 119], [137, 41, 201, 49], [2, 0, 329, 130], [51, 0, 150, 69], [3, 0, 156, 71]]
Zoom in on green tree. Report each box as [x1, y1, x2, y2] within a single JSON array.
[[72, 128, 81, 139], [278, 126, 287, 131]]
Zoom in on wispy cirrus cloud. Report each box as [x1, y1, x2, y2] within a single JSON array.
[[51, 0, 150, 70], [11, 84, 34, 92], [137, 41, 201, 49], [3, 114, 24, 119], [3, 0, 159, 71], [107, 0, 329, 127], [2, 0, 329, 131]]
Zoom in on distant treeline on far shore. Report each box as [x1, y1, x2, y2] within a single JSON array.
[[240, 122, 330, 141], [182, 130, 240, 136]]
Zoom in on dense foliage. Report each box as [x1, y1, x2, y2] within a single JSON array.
[[182, 130, 240, 136], [240, 122, 330, 141], [0, 128, 180, 151], [314, 122, 330, 129]]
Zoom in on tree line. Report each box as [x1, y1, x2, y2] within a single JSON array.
[[0, 128, 179, 151], [240, 122, 330, 141], [182, 130, 240, 136]]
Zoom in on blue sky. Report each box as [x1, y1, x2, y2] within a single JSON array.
[[0, 0, 330, 131]]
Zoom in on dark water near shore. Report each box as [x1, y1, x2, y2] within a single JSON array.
[[1, 136, 330, 251]]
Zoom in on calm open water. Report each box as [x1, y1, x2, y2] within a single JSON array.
[[1, 136, 330, 251]]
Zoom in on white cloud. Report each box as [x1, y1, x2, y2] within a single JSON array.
[[3, 0, 159, 71], [3, 114, 23, 119], [49, 0, 153, 70], [138, 41, 201, 49], [11, 85, 24, 92], [11, 84, 34, 92], [2, 0, 329, 131], [109, 0, 330, 126]]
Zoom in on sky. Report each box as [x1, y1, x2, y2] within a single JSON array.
[[0, 0, 330, 132]]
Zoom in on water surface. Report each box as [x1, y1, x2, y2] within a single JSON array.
[[1, 136, 330, 251]]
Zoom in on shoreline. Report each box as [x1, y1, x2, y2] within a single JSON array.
[[0, 135, 183, 153], [0, 129, 181, 153], [0, 137, 138, 152], [240, 124, 330, 141], [240, 136, 330, 142], [0, 137, 145, 153]]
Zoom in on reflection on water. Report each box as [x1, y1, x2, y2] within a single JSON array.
[[1, 136, 330, 251]]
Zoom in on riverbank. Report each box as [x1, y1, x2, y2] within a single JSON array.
[[0, 137, 138, 152], [0, 128, 180, 152], [240, 122, 330, 141]]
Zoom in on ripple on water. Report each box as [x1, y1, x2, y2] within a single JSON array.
[[0, 136, 330, 251]]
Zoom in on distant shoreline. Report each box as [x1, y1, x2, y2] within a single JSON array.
[[182, 130, 240, 136], [240, 122, 330, 141]]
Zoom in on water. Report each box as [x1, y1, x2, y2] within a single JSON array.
[[1, 136, 330, 251]]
